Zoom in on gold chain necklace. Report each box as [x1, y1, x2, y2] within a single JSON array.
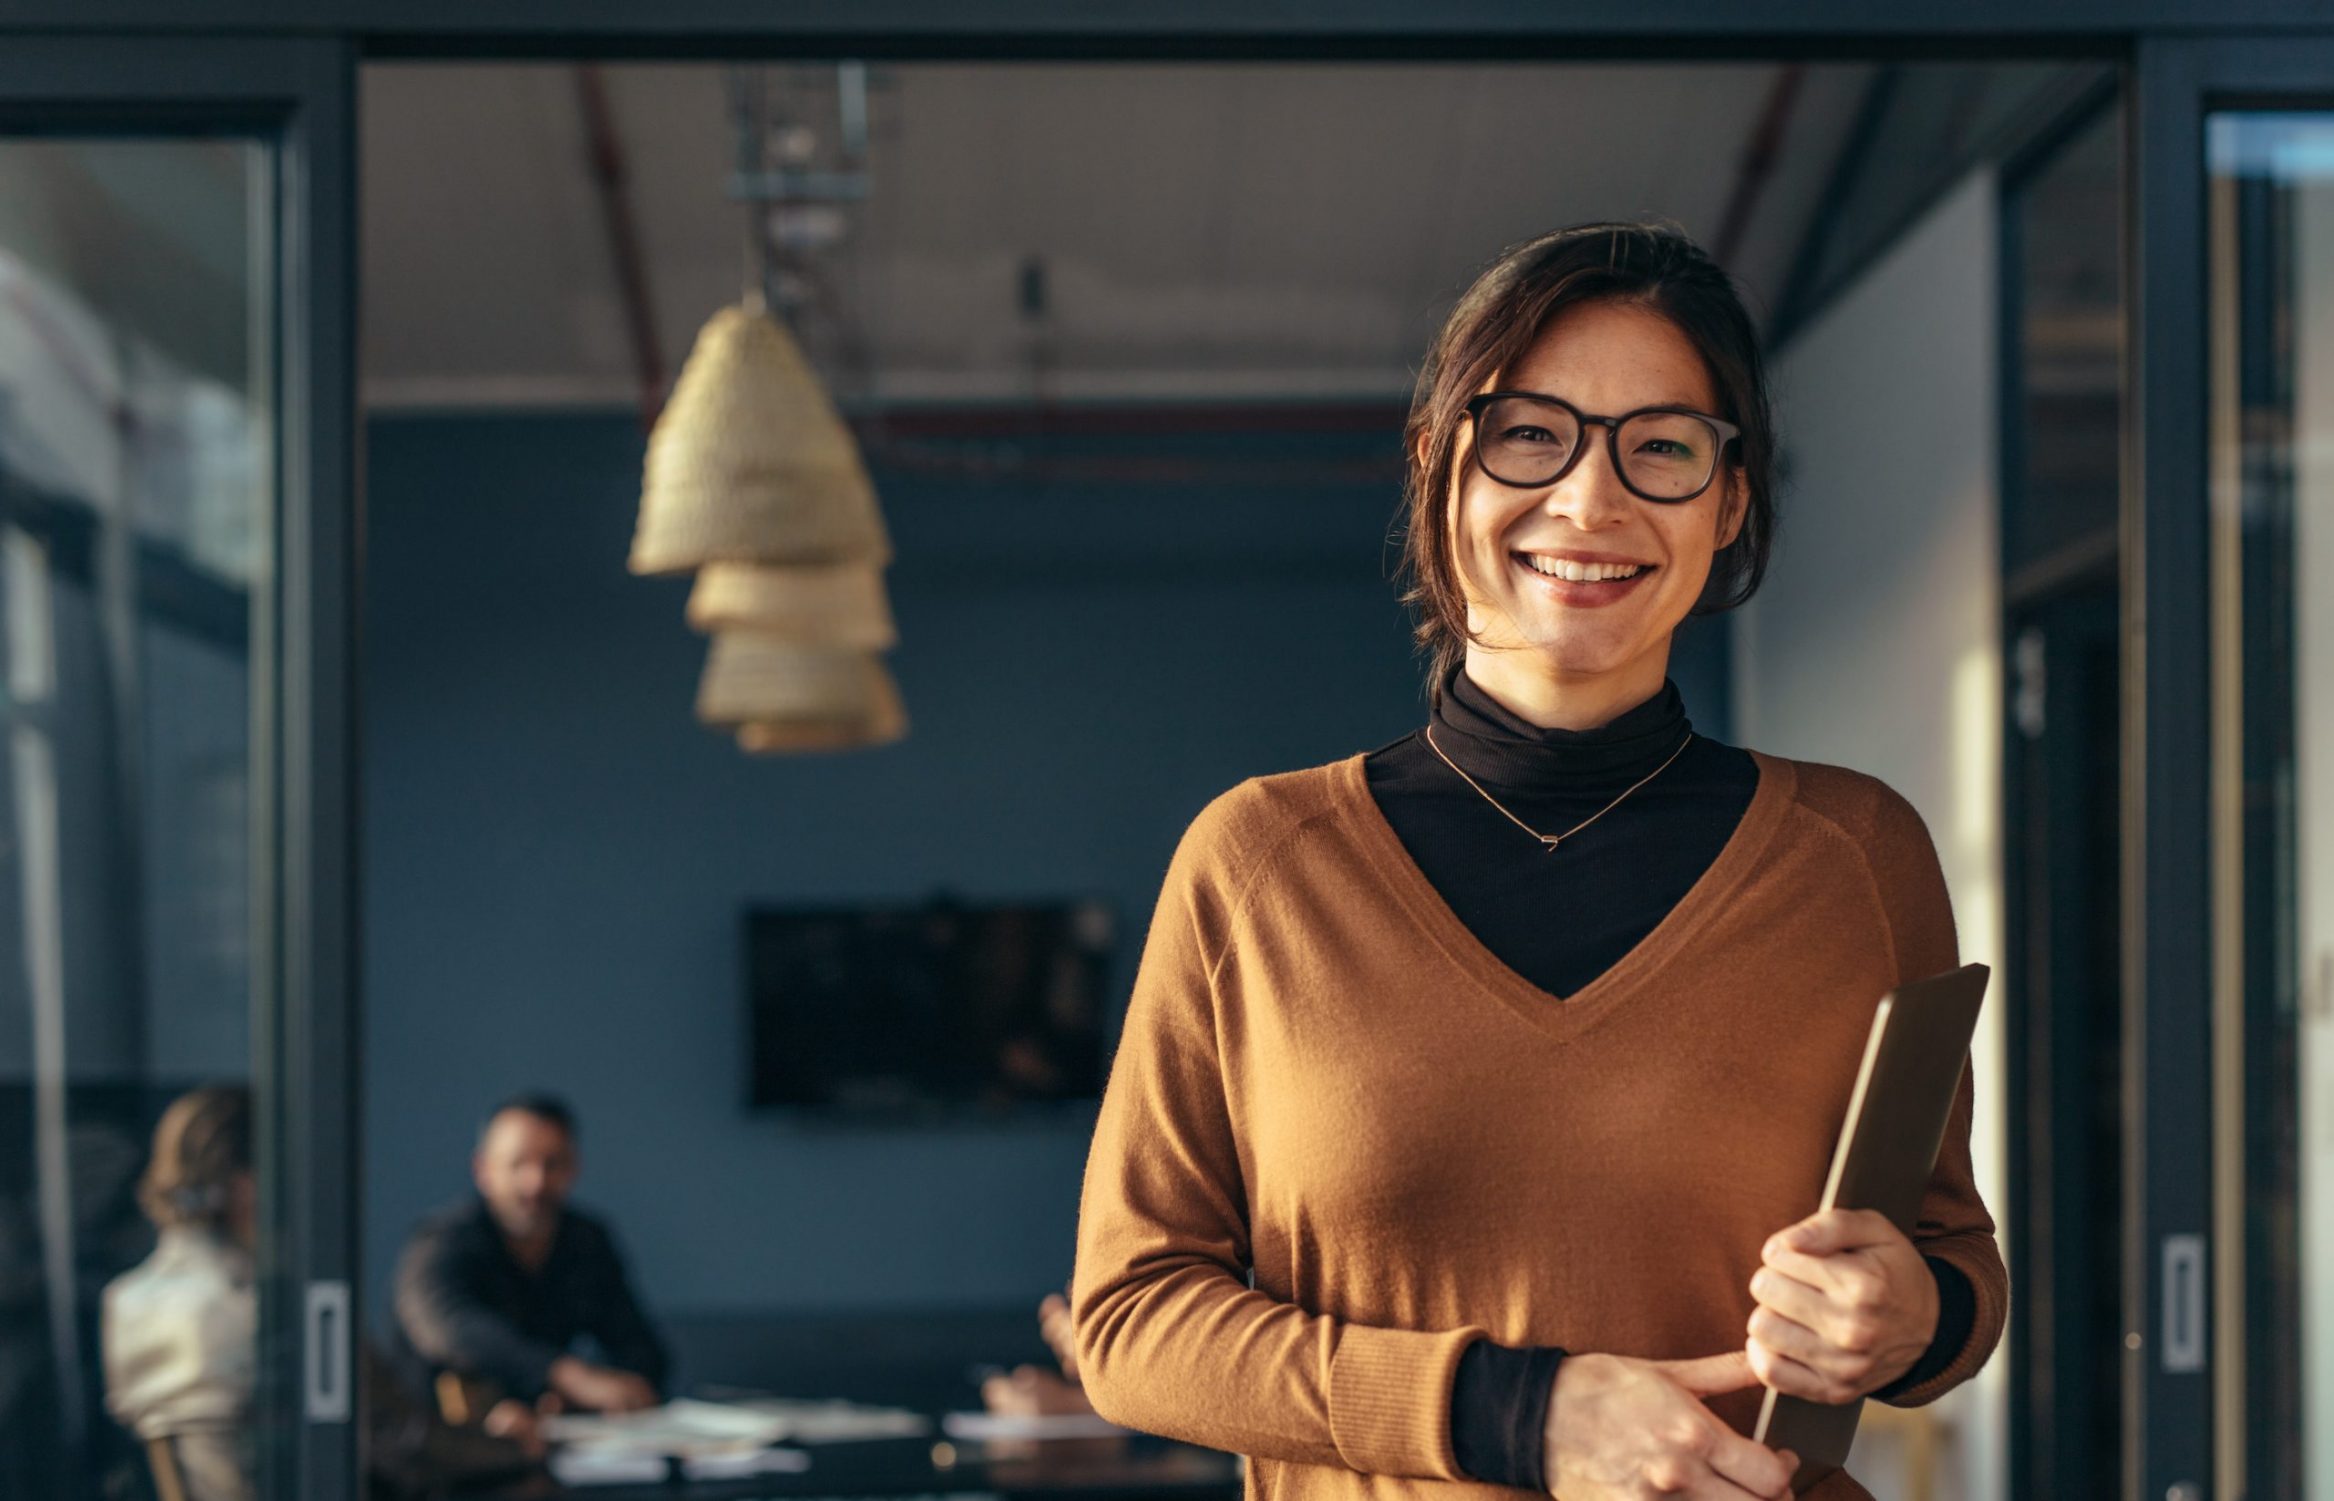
[[1424, 723, 1694, 853]]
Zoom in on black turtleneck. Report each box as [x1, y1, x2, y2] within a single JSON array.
[[1361, 661, 1976, 1490]]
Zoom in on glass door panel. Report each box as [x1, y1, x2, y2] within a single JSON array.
[[2208, 108, 2334, 1501], [0, 134, 278, 1501]]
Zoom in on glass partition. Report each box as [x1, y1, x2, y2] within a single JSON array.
[[2208, 108, 2334, 1501], [0, 134, 276, 1501]]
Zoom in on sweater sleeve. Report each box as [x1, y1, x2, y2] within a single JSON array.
[[1071, 796, 1486, 1477], [1861, 787, 2010, 1409]]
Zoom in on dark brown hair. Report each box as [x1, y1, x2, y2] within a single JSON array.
[[1394, 219, 1780, 690], [138, 1084, 252, 1230], [479, 1089, 578, 1148]]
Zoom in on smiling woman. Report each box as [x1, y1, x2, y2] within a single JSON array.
[[1069, 221, 2006, 1501], [1399, 223, 1778, 732]]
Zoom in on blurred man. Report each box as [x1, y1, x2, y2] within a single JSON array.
[[388, 1093, 668, 1416]]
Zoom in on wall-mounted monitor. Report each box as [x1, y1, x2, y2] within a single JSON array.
[[745, 896, 1112, 1115]]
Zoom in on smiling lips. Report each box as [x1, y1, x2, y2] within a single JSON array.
[[1512, 551, 1658, 605]]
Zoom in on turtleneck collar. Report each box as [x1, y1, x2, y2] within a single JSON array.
[[1426, 658, 1694, 793]]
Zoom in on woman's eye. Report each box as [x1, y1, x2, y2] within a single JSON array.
[[1503, 426, 1557, 444], [1638, 438, 1695, 458]]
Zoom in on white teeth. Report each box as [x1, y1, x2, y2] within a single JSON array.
[[1521, 555, 1646, 583]]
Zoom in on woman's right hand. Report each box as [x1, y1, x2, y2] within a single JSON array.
[[1542, 1350, 1799, 1499]]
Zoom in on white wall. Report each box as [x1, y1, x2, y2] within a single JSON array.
[[1734, 169, 2009, 1501]]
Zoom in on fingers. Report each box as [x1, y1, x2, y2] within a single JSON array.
[[484, 1400, 548, 1458], [1751, 1250, 1895, 1387], [983, 1370, 1043, 1417], [1746, 1334, 1854, 1405], [1747, 1304, 1840, 1374], [1769, 1207, 1895, 1257], [1760, 1241, 1870, 1306], [1657, 1348, 1761, 1396], [1748, 1289, 1890, 1391], [1699, 1423, 1800, 1500], [1641, 1453, 1790, 1501], [1039, 1292, 1080, 1378], [1748, 1264, 1849, 1348], [1628, 1410, 1796, 1500]]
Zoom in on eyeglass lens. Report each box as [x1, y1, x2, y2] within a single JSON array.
[[1474, 395, 1720, 500]]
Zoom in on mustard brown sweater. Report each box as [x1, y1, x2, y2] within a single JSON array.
[[1070, 741, 2007, 1501]]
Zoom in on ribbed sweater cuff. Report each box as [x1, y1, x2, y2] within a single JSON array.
[[1871, 1254, 1977, 1404], [1327, 1323, 1485, 1479]]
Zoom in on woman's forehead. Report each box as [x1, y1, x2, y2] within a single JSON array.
[[1496, 301, 1716, 411]]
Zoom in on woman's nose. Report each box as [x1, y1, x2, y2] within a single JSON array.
[[1541, 431, 1636, 524]]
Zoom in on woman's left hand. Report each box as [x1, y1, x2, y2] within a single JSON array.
[[1743, 1208, 1938, 1404]]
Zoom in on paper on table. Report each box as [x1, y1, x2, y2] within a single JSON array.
[[682, 1446, 813, 1480], [729, 1398, 932, 1443], [940, 1411, 1130, 1441], [547, 1449, 668, 1487], [543, 1397, 791, 1457]]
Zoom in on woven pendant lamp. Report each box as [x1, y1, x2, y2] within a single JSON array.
[[695, 634, 907, 750], [628, 302, 892, 575], [735, 671, 907, 753], [685, 560, 897, 648]]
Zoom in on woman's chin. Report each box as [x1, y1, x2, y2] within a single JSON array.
[[1468, 647, 1632, 688], [1502, 622, 1642, 674]]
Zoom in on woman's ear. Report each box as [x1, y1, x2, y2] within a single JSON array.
[[1717, 466, 1749, 548]]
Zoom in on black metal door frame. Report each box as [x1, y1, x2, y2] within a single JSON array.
[[0, 33, 360, 1501], [2130, 35, 2334, 1501]]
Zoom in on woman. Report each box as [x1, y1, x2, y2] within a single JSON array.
[[1068, 222, 2006, 1501], [102, 1086, 264, 1501]]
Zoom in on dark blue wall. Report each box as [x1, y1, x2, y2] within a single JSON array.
[[360, 408, 1732, 1323]]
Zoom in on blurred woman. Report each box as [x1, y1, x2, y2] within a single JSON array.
[[101, 1086, 260, 1501]]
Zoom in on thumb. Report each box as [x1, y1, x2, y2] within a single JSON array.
[[1654, 1348, 1760, 1397]]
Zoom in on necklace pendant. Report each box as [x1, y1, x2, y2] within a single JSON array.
[[1539, 834, 1562, 852]]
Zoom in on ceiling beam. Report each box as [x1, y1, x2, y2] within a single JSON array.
[[1711, 63, 1804, 269], [573, 62, 665, 430]]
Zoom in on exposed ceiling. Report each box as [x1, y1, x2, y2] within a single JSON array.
[[359, 60, 1890, 412]]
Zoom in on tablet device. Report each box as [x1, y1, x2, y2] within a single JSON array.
[[1750, 960, 1991, 1486]]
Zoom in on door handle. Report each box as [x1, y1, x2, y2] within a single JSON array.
[[305, 1280, 351, 1422], [2160, 1233, 2205, 1374]]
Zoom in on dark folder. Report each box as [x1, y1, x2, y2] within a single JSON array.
[[1750, 960, 1992, 1485]]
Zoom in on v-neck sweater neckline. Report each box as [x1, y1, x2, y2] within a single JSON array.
[[1332, 745, 1795, 1041]]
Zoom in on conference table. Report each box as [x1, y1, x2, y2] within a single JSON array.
[[454, 1427, 1244, 1501]]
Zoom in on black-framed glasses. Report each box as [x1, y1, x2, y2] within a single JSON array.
[[1462, 390, 1741, 503]]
